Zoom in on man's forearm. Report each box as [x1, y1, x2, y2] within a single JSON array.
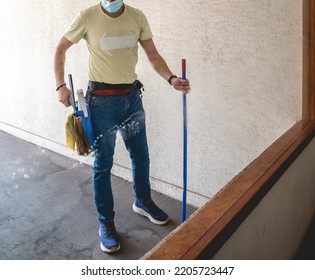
[[54, 37, 74, 107], [54, 36, 73, 86], [54, 48, 66, 86], [149, 54, 173, 81], [140, 39, 175, 82]]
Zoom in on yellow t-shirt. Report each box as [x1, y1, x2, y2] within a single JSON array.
[[65, 4, 153, 84]]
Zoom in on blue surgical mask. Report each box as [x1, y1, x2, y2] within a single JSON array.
[[101, 0, 123, 13]]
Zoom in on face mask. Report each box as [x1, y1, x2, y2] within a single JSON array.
[[101, 0, 123, 13]]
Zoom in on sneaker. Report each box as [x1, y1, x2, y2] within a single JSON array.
[[99, 221, 120, 253], [133, 200, 169, 225]]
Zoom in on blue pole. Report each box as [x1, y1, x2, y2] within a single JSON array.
[[182, 59, 188, 223]]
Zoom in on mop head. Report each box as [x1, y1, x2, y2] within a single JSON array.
[[73, 116, 92, 156]]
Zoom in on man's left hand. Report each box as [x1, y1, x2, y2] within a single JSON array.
[[172, 77, 191, 93]]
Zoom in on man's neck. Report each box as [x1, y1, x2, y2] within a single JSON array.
[[101, 4, 125, 18]]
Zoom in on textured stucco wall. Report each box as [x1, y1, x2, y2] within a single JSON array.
[[0, 0, 302, 207]]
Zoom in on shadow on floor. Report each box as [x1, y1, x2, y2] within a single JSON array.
[[0, 130, 196, 260]]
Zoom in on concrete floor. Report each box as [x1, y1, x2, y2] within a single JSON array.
[[0, 130, 196, 260]]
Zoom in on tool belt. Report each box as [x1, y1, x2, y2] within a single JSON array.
[[88, 80, 143, 97]]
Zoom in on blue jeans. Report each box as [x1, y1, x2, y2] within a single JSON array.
[[90, 89, 151, 222]]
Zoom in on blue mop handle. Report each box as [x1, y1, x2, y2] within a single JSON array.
[[182, 59, 188, 223]]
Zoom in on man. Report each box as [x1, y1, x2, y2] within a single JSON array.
[[54, 0, 190, 254]]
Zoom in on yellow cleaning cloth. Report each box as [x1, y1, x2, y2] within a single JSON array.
[[65, 113, 76, 151]]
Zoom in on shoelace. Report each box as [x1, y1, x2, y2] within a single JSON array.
[[101, 222, 117, 238], [146, 201, 161, 215]]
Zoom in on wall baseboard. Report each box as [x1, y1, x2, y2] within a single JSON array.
[[0, 121, 207, 208]]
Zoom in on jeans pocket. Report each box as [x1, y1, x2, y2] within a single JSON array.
[[90, 96, 111, 107]]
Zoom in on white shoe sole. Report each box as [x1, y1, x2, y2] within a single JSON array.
[[132, 203, 169, 225], [100, 242, 120, 253]]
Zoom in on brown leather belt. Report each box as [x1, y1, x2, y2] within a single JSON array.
[[92, 89, 130, 96]]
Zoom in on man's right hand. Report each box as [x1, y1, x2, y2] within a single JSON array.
[[58, 86, 72, 107]]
